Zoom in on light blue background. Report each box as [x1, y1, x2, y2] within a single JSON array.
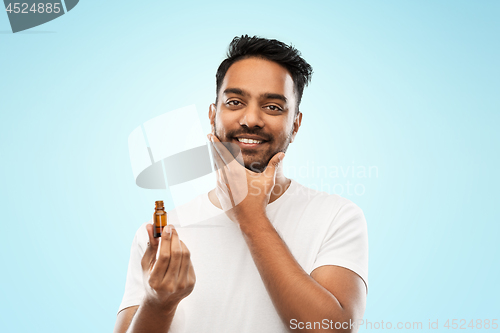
[[1, 1, 498, 332]]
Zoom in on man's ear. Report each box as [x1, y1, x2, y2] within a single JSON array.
[[289, 111, 302, 143], [209, 103, 216, 134]]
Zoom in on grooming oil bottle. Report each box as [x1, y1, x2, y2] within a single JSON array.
[[153, 200, 167, 238]]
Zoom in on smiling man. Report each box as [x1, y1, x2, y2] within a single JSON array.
[[114, 35, 368, 333], [211, 55, 299, 173]]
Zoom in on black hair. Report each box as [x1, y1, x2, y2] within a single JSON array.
[[215, 35, 313, 114]]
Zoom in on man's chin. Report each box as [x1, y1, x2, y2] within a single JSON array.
[[243, 159, 269, 173]]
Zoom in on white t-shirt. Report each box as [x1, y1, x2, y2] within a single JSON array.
[[118, 179, 368, 332]]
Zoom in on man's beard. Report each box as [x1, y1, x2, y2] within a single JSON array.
[[213, 119, 293, 173]]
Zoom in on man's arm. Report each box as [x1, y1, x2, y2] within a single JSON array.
[[113, 302, 177, 333], [114, 306, 138, 333], [208, 134, 366, 332], [239, 213, 366, 333]]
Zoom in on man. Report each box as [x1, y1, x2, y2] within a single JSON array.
[[114, 35, 368, 333]]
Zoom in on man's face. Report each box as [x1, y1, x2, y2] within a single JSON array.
[[209, 57, 302, 172]]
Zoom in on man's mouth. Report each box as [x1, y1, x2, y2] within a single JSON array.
[[237, 138, 263, 144], [232, 136, 268, 148]]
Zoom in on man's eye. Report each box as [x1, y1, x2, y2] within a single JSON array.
[[266, 105, 283, 111], [227, 100, 242, 106]]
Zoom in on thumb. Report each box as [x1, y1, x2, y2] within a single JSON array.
[[265, 152, 285, 176]]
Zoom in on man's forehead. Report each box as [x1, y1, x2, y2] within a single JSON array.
[[221, 58, 295, 99]]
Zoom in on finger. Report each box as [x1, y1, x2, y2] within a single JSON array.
[[208, 136, 227, 174], [146, 223, 160, 249], [187, 261, 196, 286], [219, 166, 232, 197], [212, 149, 233, 201], [142, 224, 159, 271], [150, 225, 172, 281], [209, 138, 236, 185], [216, 179, 235, 209], [208, 135, 244, 191], [177, 240, 192, 286], [209, 134, 238, 167], [162, 226, 183, 283], [264, 152, 285, 177], [214, 159, 228, 186]]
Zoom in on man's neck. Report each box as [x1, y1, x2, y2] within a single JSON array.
[[269, 174, 291, 203]]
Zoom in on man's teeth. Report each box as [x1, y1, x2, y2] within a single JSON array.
[[237, 138, 263, 144]]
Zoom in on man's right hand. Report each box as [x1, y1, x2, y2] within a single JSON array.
[[141, 223, 196, 313], [114, 224, 195, 333]]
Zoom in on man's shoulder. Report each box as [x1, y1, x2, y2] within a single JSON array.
[[290, 179, 363, 215]]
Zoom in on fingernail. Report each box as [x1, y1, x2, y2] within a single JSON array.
[[164, 225, 172, 236]]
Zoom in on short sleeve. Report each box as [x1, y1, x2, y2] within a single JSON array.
[[117, 222, 149, 315], [310, 202, 369, 292]]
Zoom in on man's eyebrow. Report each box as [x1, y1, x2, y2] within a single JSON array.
[[223, 88, 287, 103], [223, 88, 248, 96], [261, 93, 287, 103]]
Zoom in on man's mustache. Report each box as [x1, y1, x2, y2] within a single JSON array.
[[226, 129, 273, 142]]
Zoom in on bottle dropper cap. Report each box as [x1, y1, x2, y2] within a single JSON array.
[[155, 200, 164, 209]]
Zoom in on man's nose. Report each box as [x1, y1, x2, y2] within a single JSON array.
[[239, 103, 265, 128]]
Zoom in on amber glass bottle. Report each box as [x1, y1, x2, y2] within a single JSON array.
[[153, 200, 167, 238]]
